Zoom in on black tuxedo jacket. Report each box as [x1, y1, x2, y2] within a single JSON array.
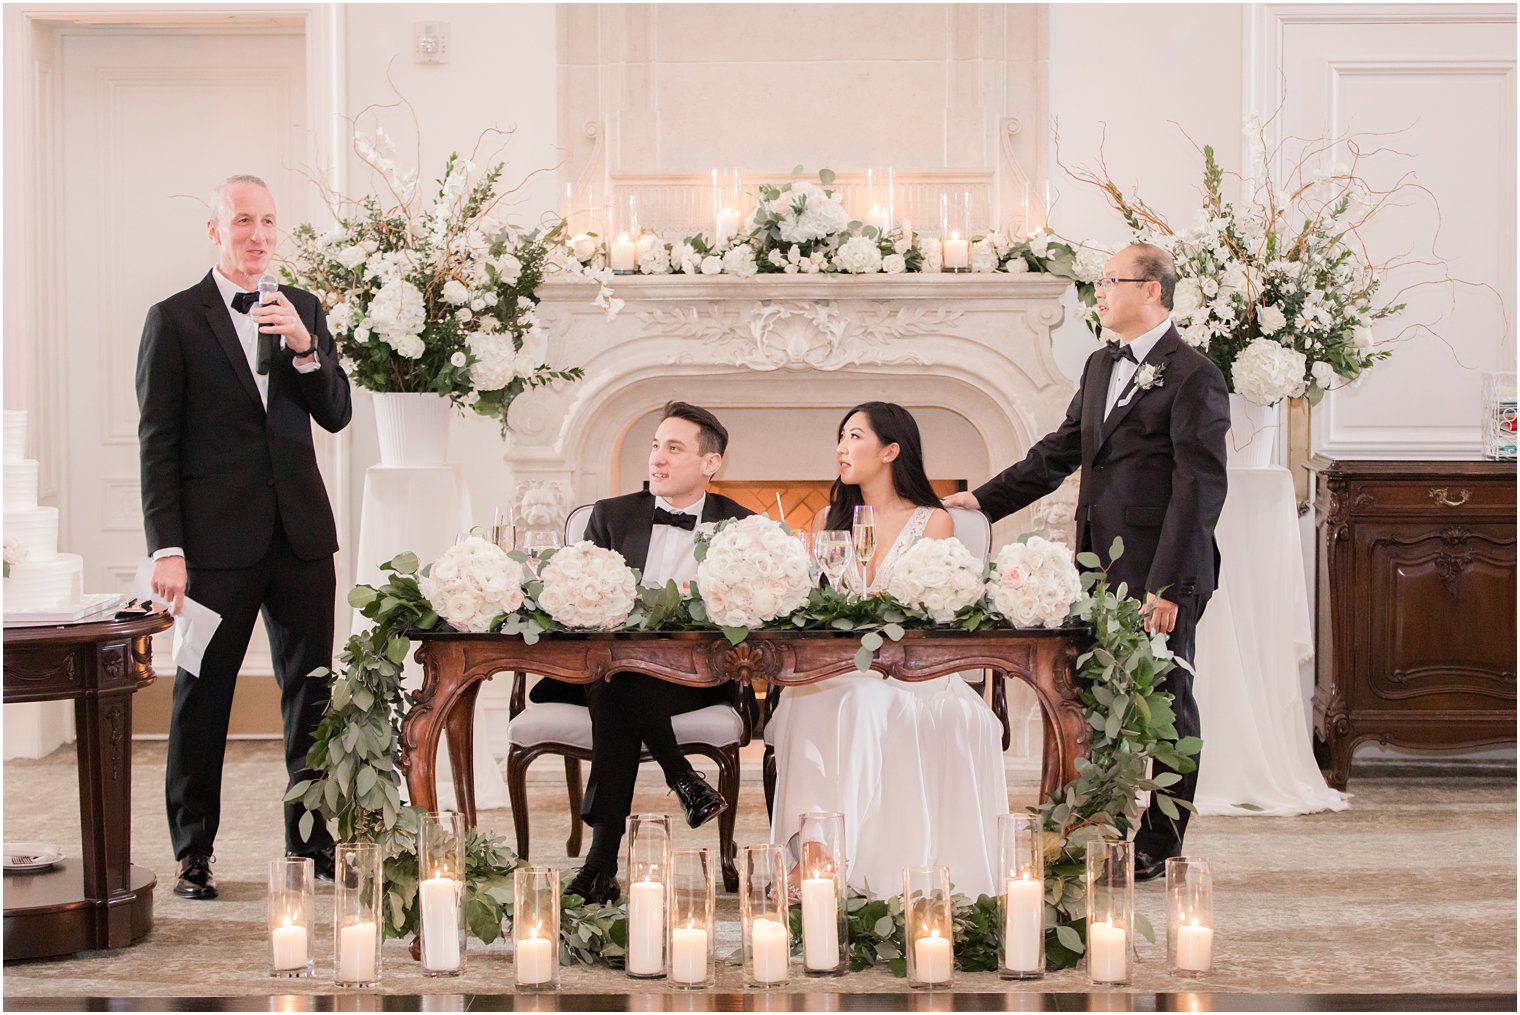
[[583, 490, 753, 574], [974, 324, 1229, 603], [136, 271, 352, 569]]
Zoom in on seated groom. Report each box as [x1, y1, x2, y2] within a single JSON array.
[[531, 401, 752, 904]]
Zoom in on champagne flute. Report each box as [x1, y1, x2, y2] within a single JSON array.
[[852, 504, 877, 564], [492, 505, 517, 552], [814, 530, 854, 594]]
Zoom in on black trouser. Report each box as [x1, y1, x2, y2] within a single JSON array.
[[571, 673, 730, 826], [165, 520, 337, 860], [1134, 594, 1203, 857]]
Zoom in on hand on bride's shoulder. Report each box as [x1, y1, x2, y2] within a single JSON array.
[[923, 507, 954, 539]]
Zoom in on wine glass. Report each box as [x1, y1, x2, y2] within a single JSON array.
[[520, 529, 562, 565], [795, 529, 824, 586], [492, 506, 517, 552], [814, 530, 854, 594]]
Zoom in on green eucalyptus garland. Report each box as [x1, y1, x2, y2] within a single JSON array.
[[296, 539, 1195, 972]]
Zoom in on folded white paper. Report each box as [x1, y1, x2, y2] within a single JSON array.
[[131, 557, 222, 678]]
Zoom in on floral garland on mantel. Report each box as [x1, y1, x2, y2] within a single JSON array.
[[293, 525, 1196, 973]]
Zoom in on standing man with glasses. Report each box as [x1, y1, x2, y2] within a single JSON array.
[[944, 242, 1229, 879]]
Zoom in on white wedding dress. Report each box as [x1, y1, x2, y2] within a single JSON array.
[[767, 507, 1008, 900]]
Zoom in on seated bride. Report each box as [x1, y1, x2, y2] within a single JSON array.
[[767, 401, 1008, 899]]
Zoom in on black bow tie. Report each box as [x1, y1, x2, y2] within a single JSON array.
[[652, 507, 697, 530], [1106, 342, 1137, 364], [231, 291, 261, 314]]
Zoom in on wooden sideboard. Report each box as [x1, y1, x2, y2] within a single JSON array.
[[1310, 457, 1517, 788]]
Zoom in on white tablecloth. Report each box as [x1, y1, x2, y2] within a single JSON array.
[[352, 464, 508, 810], [1194, 466, 1349, 816]]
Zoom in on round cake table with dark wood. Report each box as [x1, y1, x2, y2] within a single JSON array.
[[3, 612, 171, 960]]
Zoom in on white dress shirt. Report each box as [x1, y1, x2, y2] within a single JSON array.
[[1104, 317, 1172, 418], [642, 493, 705, 588]]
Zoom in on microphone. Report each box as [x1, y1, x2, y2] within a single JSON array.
[[255, 274, 279, 374]]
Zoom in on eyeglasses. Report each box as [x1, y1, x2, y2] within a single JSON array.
[[1094, 277, 1152, 291]]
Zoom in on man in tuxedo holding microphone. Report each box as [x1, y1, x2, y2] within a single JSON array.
[[944, 242, 1229, 880], [137, 174, 352, 899]]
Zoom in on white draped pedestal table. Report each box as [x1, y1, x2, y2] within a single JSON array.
[[351, 464, 508, 810], [1194, 466, 1349, 816]]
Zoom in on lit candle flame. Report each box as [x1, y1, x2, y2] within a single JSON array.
[[1188, 916, 1201, 929], [951, 231, 961, 241], [281, 915, 292, 928], [529, 920, 541, 940]]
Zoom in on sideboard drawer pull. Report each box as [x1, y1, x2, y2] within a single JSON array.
[[1429, 487, 1471, 508]]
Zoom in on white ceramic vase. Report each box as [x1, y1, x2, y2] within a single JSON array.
[[372, 392, 451, 467], [1226, 393, 1280, 469]]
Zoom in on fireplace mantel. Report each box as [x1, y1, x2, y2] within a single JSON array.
[[507, 272, 1078, 548]]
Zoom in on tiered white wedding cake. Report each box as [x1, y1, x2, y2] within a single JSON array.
[[4, 410, 85, 612]]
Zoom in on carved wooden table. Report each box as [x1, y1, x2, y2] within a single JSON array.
[[401, 627, 1090, 881], [3, 612, 171, 960]]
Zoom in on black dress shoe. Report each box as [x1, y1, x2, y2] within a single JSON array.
[[1134, 848, 1176, 882], [670, 771, 727, 829], [173, 853, 217, 899], [566, 865, 621, 906], [293, 846, 336, 883]]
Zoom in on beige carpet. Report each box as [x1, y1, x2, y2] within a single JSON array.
[[2, 740, 1514, 998]]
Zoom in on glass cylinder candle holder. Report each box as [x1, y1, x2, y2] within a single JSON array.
[[903, 865, 954, 989], [267, 856, 315, 977], [625, 813, 671, 978], [797, 812, 847, 975], [418, 811, 467, 976], [667, 848, 716, 989], [997, 812, 1045, 980], [333, 842, 383, 987], [513, 866, 560, 990], [739, 844, 791, 988], [1166, 857, 1215, 977], [938, 190, 973, 272], [609, 194, 640, 274], [865, 166, 895, 234], [1085, 840, 1135, 986]]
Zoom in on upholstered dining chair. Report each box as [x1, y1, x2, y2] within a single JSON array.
[[503, 503, 752, 891], [761, 506, 1010, 817]]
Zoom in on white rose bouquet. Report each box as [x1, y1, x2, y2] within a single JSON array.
[[695, 515, 813, 630], [284, 125, 618, 432], [883, 537, 985, 624], [986, 537, 1082, 629], [535, 542, 640, 630], [418, 536, 527, 633]]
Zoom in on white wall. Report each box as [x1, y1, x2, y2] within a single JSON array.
[[339, 4, 560, 578]]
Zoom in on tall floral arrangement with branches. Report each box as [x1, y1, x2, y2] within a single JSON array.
[[283, 121, 620, 433]]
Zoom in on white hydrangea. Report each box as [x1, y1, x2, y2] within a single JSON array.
[[833, 235, 883, 274], [1257, 303, 1288, 335], [1027, 229, 1051, 259], [986, 537, 1081, 629], [390, 334, 425, 359], [1231, 337, 1308, 406], [1171, 278, 1203, 323], [337, 244, 368, 270], [1351, 323, 1375, 354], [368, 278, 426, 348], [1003, 257, 1029, 274], [761, 181, 853, 244], [637, 241, 672, 275], [971, 240, 1000, 273], [536, 541, 639, 630], [696, 515, 814, 629], [419, 536, 527, 633], [1073, 247, 1108, 284], [515, 324, 549, 376], [467, 333, 518, 391], [884, 537, 985, 624], [722, 244, 758, 278]]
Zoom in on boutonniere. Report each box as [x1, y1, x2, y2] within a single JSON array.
[[1135, 363, 1166, 390]]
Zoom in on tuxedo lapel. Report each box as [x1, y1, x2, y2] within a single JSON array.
[[618, 492, 656, 574], [198, 273, 264, 411], [1098, 325, 1181, 449], [1081, 349, 1114, 466]]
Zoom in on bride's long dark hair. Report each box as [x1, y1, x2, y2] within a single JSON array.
[[825, 402, 943, 531]]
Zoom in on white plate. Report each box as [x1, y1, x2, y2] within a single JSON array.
[[3, 843, 63, 872]]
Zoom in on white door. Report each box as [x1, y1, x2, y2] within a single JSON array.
[[56, 25, 314, 734]]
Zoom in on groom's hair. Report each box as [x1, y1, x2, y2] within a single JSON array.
[[661, 401, 729, 456], [1124, 242, 1177, 310]]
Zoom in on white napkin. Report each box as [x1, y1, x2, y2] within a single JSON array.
[[131, 558, 223, 677]]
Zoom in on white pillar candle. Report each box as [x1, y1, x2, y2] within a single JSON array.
[[336, 920, 377, 982], [1003, 875, 1043, 972], [271, 917, 308, 971], [801, 876, 839, 970], [418, 875, 462, 971], [1088, 919, 1128, 982], [942, 232, 970, 269], [1175, 918, 1214, 972], [516, 925, 555, 985], [626, 878, 665, 975], [570, 232, 597, 260], [913, 927, 953, 984], [715, 207, 742, 246], [867, 205, 891, 233], [610, 234, 637, 272], [750, 916, 789, 983], [670, 922, 709, 985]]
